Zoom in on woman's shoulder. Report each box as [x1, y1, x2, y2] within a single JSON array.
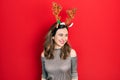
[[41, 50, 45, 57], [70, 48, 77, 57]]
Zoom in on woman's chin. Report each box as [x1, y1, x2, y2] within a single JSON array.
[[55, 43, 65, 48], [58, 43, 65, 47]]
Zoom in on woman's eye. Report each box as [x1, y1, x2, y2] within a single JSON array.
[[65, 34, 68, 37], [59, 34, 63, 36]]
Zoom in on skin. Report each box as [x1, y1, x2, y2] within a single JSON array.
[[52, 28, 68, 49]]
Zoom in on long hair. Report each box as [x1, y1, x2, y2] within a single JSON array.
[[44, 22, 71, 60]]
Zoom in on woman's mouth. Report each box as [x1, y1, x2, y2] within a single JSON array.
[[59, 40, 65, 44]]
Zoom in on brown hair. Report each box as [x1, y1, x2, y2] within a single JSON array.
[[44, 22, 71, 60]]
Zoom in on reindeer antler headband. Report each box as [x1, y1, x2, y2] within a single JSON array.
[[52, 2, 77, 28]]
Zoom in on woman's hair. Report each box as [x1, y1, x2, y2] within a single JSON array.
[[44, 22, 71, 60]]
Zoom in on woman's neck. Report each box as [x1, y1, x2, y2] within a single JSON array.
[[54, 45, 62, 49]]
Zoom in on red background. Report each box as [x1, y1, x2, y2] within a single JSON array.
[[0, 0, 120, 80]]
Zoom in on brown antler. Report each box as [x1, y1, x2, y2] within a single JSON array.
[[65, 8, 77, 26], [52, 2, 62, 21]]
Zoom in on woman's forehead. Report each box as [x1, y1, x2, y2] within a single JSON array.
[[56, 28, 68, 34]]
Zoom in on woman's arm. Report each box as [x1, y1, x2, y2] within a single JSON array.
[[70, 49, 78, 80], [41, 51, 47, 80]]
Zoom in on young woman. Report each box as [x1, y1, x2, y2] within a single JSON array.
[[41, 22, 78, 80]]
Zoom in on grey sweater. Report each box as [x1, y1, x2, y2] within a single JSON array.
[[41, 49, 78, 80]]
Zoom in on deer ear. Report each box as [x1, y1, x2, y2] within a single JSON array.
[[68, 22, 74, 28]]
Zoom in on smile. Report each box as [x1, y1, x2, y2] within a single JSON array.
[[59, 40, 65, 44]]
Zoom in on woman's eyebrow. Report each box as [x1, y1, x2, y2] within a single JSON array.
[[59, 32, 68, 34]]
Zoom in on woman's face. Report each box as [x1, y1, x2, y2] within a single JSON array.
[[53, 28, 68, 49]]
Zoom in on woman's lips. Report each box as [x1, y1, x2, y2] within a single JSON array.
[[59, 40, 65, 44]]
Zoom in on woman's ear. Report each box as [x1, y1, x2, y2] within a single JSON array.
[[52, 37, 54, 40]]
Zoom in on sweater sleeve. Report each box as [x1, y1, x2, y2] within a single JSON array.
[[41, 57, 48, 80], [71, 57, 78, 80]]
